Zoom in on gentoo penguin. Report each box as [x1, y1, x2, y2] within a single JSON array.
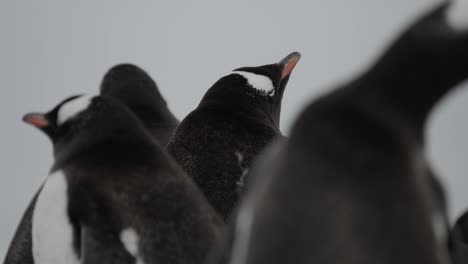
[[219, 3, 467, 264], [12, 95, 222, 264], [167, 52, 301, 219], [4, 64, 180, 264], [100, 63, 179, 145], [451, 210, 468, 264]]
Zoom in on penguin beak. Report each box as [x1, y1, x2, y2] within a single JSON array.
[[22, 113, 49, 128], [278, 52, 301, 80]]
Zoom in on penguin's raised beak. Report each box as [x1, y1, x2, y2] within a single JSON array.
[[278, 52, 301, 80], [22, 113, 49, 128]]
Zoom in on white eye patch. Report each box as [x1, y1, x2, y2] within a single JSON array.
[[57, 95, 94, 125], [232, 71, 275, 95]]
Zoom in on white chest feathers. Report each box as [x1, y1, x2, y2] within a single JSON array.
[[32, 171, 80, 264], [120, 228, 144, 264]]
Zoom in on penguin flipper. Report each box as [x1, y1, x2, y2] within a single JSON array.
[[3, 189, 40, 264], [80, 225, 135, 264], [69, 184, 135, 264]]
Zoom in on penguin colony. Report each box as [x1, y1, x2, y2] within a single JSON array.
[[3, 2, 468, 264]]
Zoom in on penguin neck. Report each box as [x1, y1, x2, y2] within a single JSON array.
[[350, 55, 456, 135], [105, 87, 178, 128], [134, 106, 179, 145], [199, 96, 280, 131], [52, 119, 154, 170], [349, 24, 468, 135], [132, 104, 179, 129]]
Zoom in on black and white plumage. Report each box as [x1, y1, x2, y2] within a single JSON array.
[[100, 63, 179, 145], [167, 52, 300, 219], [9, 95, 222, 264], [4, 64, 180, 264], [217, 3, 467, 264]]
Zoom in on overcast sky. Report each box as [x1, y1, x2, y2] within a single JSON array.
[[1, 0, 468, 259]]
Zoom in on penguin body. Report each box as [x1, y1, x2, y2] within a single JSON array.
[[100, 63, 179, 145], [4, 65, 180, 264], [205, 139, 286, 264], [10, 95, 222, 264], [167, 52, 300, 219], [221, 3, 467, 264]]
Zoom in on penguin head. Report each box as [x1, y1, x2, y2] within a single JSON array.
[[232, 52, 301, 98], [22, 94, 147, 159], [100, 63, 167, 110], [200, 52, 301, 127], [359, 2, 468, 128], [372, 2, 468, 98], [99, 64, 178, 123], [23, 95, 94, 141]]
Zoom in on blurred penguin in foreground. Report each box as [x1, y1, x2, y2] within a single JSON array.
[[452, 211, 468, 263], [212, 2, 468, 264]]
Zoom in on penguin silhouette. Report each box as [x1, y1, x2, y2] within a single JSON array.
[[100, 63, 179, 145], [9, 95, 222, 264], [167, 52, 300, 219], [222, 3, 467, 264]]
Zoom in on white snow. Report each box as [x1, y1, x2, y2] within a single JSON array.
[[32, 170, 79, 264], [232, 71, 275, 95], [57, 95, 94, 125]]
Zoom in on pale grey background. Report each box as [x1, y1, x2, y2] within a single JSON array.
[[1, 0, 468, 259]]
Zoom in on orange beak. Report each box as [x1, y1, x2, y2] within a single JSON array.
[[22, 113, 49, 128], [279, 52, 301, 80]]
